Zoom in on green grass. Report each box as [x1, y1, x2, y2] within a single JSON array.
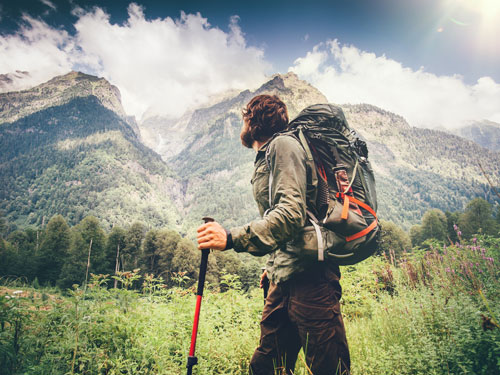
[[1, 236, 499, 374]]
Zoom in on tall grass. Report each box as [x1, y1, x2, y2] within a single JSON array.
[[1, 236, 498, 374]]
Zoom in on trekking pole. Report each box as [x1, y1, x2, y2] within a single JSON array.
[[186, 217, 213, 375], [261, 266, 269, 305]]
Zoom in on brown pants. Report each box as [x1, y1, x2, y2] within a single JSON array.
[[250, 267, 350, 375]]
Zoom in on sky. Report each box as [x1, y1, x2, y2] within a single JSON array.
[[0, 0, 499, 128]]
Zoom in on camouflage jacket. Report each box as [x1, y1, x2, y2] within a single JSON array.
[[230, 135, 319, 284]]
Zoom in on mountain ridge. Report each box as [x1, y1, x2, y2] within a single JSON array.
[[0, 71, 498, 233], [0, 85, 181, 230], [0, 71, 130, 126]]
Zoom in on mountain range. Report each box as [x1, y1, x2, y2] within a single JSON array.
[[454, 120, 500, 152], [0, 71, 499, 234]]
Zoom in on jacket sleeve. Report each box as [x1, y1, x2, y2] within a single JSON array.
[[230, 136, 307, 256]]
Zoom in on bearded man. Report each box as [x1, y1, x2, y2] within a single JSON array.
[[197, 94, 350, 375]]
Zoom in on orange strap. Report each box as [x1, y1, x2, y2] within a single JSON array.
[[346, 219, 378, 242], [336, 193, 378, 242], [341, 195, 349, 220]]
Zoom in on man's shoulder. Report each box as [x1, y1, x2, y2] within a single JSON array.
[[268, 133, 303, 154]]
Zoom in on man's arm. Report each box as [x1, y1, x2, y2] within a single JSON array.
[[230, 135, 307, 256]]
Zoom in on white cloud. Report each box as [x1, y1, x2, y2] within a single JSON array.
[[0, 16, 77, 92], [290, 40, 500, 128], [40, 0, 57, 11], [0, 3, 269, 120], [74, 4, 269, 119]]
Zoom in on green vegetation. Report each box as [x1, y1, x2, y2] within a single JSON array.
[[0, 235, 498, 374], [411, 198, 500, 249], [0, 212, 262, 292], [0, 96, 180, 230], [1, 72, 500, 374], [0, 199, 498, 374]]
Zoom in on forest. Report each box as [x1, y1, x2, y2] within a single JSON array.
[[0, 197, 499, 374]]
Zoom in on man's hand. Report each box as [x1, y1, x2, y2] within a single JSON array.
[[197, 221, 227, 250]]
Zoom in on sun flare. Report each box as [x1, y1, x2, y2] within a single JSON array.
[[455, 0, 500, 23]]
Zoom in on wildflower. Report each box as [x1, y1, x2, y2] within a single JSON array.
[[445, 267, 451, 273], [472, 237, 477, 244], [457, 231, 462, 236], [453, 224, 458, 231]]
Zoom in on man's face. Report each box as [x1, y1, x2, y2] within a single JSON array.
[[240, 118, 254, 149]]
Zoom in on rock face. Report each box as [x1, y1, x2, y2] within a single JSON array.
[[0, 71, 127, 125], [455, 120, 500, 152], [138, 72, 327, 161]]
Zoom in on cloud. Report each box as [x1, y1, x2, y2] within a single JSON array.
[[289, 40, 500, 128], [73, 4, 269, 119], [0, 16, 78, 92], [40, 0, 57, 11], [0, 3, 269, 120]]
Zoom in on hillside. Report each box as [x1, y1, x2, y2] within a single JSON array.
[[0, 74, 181, 230], [1, 71, 499, 232], [343, 104, 500, 226], [144, 74, 500, 230]]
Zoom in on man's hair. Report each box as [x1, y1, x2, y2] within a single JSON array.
[[242, 95, 289, 142]]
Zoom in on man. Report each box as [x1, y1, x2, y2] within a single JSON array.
[[197, 94, 350, 375]]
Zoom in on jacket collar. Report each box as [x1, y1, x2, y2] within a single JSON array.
[[254, 138, 272, 164]]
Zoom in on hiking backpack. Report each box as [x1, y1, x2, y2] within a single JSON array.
[[267, 104, 380, 265]]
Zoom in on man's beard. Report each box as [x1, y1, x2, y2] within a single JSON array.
[[240, 125, 254, 149]]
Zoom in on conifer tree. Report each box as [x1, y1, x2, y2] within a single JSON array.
[[0, 237, 10, 277], [141, 229, 160, 275], [7, 230, 38, 280], [58, 230, 87, 289], [153, 229, 181, 281], [38, 215, 71, 285], [123, 222, 146, 270], [75, 216, 107, 275], [106, 226, 127, 277], [0, 210, 6, 239]]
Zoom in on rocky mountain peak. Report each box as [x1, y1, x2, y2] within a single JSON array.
[[0, 71, 127, 125], [254, 72, 328, 118]]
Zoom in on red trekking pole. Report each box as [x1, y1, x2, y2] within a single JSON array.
[[186, 217, 213, 375]]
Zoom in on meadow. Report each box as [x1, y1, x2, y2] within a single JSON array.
[[1, 234, 499, 375]]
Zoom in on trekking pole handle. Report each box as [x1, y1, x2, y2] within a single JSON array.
[[197, 217, 213, 297]]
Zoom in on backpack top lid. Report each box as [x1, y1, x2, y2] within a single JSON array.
[[288, 104, 351, 137]]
